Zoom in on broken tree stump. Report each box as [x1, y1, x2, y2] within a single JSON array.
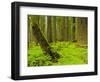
[[32, 23, 60, 62]]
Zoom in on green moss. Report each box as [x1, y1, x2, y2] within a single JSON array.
[[28, 42, 88, 66]]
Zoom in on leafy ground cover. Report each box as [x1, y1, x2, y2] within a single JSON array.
[[28, 42, 88, 67]]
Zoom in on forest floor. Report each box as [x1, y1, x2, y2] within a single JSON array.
[[28, 42, 88, 67]]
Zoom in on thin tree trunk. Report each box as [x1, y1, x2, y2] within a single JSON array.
[[56, 16, 63, 41], [47, 16, 52, 42], [72, 17, 76, 42], [67, 17, 73, 41], [51, 16, 57, 42], [39, 16, 45, 36], [61, 17, 65, 41]]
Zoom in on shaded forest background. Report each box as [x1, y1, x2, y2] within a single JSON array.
[[28, 15, 88, 66]]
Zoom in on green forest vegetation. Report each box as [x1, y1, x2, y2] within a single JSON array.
[[28, 15, 88, 67]]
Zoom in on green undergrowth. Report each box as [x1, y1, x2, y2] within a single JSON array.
[[28, 42, 88, 67]]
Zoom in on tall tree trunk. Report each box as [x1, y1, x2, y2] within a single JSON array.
[[39, 16, 46, 37], [28, 16, 39, 47], [47, 16, 52, 42], [61, 17, 65, 41], [29, 15, 40, 45], [72, 17, 76, 42], [67, 17, 73, 41], [28, 16, 31, 48], [77, 17, 88, 47], [32, 23, 60, 62], [51, 16, 56, 42], [44, 16, 48, 39], [56, 16, 63, 41], [64, 17, 68, 41]]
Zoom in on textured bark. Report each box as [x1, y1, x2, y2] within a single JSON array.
[[67, 17, 73, 41], [61, 17, 65, 41], [64, 17, 68, 41], [72, 17, 76, 41], [32, 24, 60, 62], [77, 18, 88, 47], [39, 16, 45, 36], [47, 16, 52, 42], [51, 16, 57, 42]]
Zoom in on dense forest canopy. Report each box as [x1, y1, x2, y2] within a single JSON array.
[[28, 15, 88, 66]]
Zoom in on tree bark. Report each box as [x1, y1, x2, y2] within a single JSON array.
[[32, 23, 60, 62], [77, 18, 88, 47], [67, 17, 73, 41], [51, 16, 57, 42], [72, 17, 76, 42], [47, 16, 52, 42], [61, 17, 65, 41]]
